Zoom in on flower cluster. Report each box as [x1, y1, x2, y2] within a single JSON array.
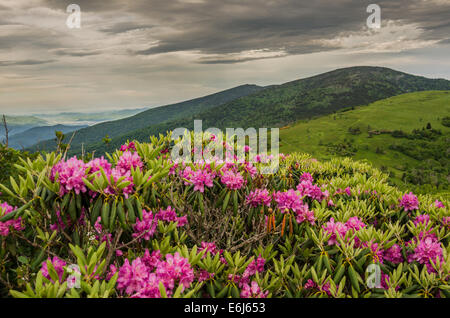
[[120, 142, 136, 152], [86, 156, 111, 174], [414, 214, 430, 226], [40, 256, 67, 283], [115, 151, 143, 175], [133, 207, 187, 241], [322, 217, 366, 246], [408, 236, 443, 273], [240, 281, 268, 298], [181, 166, 215, 193], [383, 244, 404, 264], [156, 206, 187, 227], [274, 189, 303, 213], [245, 189, 271, 207], [220, 169, 246, 190], [297, 180, 328, 202], [0, 202, 24, 237], [117, 251, 194, 298], [434, 200, 445, 209], [51, 157, 87, 196], [304, 279, 333, 296], [399, 192, 419, 211]]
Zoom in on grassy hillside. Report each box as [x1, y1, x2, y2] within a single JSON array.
[[30, 84, 264, 152], [279, 91, 450, 196], [80, 66, 450, 154]]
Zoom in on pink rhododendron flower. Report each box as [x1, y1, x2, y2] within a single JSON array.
[[117, 258, 149, 295], [220, 170, 246, 190], [197, 270, 214, 282], [408, 236, 443, 273], [274, 189, 303, 213], [295, 202, 315, 225], [300, 172, 313, 183], [156, 206, 187, 227], [0, 202, 24, 237], [434, 200, 445, 209], [303, 279, 333, 296], [296, 180, 327, 202], [182, 166, 215, 193], [86, 156, 111, 174], [155, 252, 194, 293], [40, 256, 67, 283], [322, 218, 348, 245], [94, 217, 113, 245], [120, 142, 136, 152], [383, 244, 403, 264], [414, 214, 430, 226], [132, 209, 157, 241], [345, 187, 352, 196], [131, 273, 162, 298], [240, 281, 268, 298], [51, 157, 87, 196], [246, 189, 272, 207], [199, 242, 218, 255], [142, 249, 162, 271], [116, 151, 143, 175], [243, 255, 265, 277], [399, 192, 419, 211], [106, 264, 117, 281], [243, 161, 257, 177], [363, 241, 384, 264], [345, 217, 366, 232]]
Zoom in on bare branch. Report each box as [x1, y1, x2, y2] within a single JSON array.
[[2, 115, 9, 148]]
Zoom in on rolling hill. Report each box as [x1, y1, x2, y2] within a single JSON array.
[[30, 84, 264, 152], [8, 124, 87, 149], [77, 66, 450, 154], [0, 115, 49, 142], [279, 90, 450, 195], [32, 108, 149, 126]]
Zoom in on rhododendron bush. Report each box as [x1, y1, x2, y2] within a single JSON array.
[[0, 133, 449, 298]]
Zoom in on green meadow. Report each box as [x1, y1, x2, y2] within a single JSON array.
[[280, 91, 450, 196]]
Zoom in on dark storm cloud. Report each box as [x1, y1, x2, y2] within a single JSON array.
[[117, 0, 449, 62], [133, 0, 369, 56], [34, 0, 450, 63]]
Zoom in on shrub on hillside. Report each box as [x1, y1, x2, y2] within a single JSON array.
[[0, 133, 449, 298]]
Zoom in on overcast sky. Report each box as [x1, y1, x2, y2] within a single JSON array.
[[1, 0, 449, 114]]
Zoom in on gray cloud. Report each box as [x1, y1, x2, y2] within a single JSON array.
[[52, 49, 100, 57], [0, 0, 449, 113], [0, 59, 55, 66], [130, 0, 450, 55], [100, 22, 154, 34]]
